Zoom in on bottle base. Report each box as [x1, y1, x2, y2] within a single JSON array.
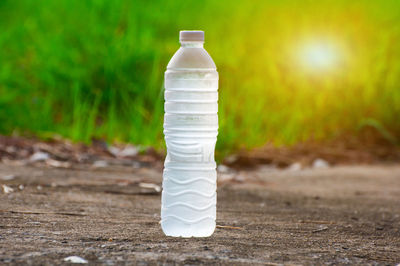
[[161, 218, 215, 238]]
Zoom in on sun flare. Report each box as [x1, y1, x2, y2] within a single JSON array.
[[298, 41, 341, 71]]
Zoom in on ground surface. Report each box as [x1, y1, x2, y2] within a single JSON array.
[[1, 163, 400, 265]]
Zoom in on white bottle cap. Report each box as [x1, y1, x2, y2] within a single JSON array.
[[180, 30, 204, 42]]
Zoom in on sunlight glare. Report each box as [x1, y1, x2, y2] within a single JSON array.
[[299, 41, 339, 71]]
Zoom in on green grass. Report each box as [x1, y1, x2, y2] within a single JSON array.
[[0, 0, 399, 157]]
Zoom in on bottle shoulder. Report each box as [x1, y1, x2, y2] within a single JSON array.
[[167, 47, 217, 70]]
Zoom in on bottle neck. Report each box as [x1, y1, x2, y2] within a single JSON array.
[[180, 41, 204, 48]]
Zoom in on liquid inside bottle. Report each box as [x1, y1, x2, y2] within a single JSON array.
[[161, 31, 218, 237]]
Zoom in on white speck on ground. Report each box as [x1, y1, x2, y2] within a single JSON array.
[[217, 164, 230, 173], [63, 256, 88, 264], [119, 145, 138, 157], [313, 158, 330, 169], [2, 184, 14, 193], [93, 160, 108, 168], [139, 182, 161, 192], [29, 152, 49, 162], [288, 162, 302, 171]]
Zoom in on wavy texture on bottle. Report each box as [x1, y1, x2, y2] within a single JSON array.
[[164, 176, 216, 185], [163, 201, 215, 210], [161, 215, 216, 224], [163, 189, 216, 198]]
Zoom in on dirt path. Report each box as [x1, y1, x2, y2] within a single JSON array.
[[0, 163, 399, 265]]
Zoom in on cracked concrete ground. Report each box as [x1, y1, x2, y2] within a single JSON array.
[[0, 163, 399, 265]]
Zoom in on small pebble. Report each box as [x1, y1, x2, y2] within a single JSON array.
[[288, 162, 302, 171], [217, 164, 230, 173], [139, 183, 161, 193], [63, 256, 88, 264], [2, 184, 14, 194], [119, 145, 138, 157], [29, 152, 49, 162], [312, 158, 330, 169], [93, 160, 108, 168]]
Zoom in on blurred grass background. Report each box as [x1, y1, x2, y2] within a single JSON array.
[[0, 0, 399, 157]]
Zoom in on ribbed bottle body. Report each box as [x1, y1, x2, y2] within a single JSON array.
[[161, 69, 218, 237]]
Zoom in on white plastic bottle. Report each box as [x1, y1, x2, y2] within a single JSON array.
[[161, 31, 218, 237]]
